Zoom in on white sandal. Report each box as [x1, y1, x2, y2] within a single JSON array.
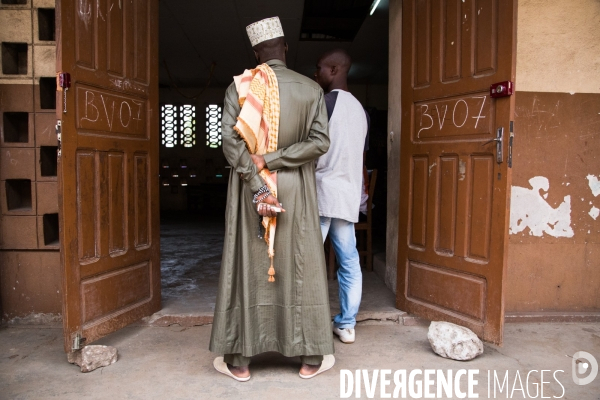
[[213, 357, 251, 382], [298, 354, 335, 379]]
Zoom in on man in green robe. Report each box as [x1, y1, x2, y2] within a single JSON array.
[[209, 16, 335, 381]]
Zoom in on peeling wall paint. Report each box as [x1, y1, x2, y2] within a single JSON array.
[[507, 92, 599, 313], [510, 176, 574, 238], [587, 175, 600, 197], [589, 206, 599, 220]]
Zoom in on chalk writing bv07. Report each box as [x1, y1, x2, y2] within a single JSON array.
[[77, 85, 146, 136], [415, 94, 490, 140]]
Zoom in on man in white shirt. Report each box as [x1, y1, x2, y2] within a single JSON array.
[[314, 49, 368, 344]]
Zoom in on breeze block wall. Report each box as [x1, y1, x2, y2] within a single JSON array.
[[0, 0, 61, 321]]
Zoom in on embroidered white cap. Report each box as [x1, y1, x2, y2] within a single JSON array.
[[246, 16, 284, 47]]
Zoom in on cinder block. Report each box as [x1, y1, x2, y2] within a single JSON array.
[[1, 178, 36, 215], [0, 43, 32, 78], [33, 7, 55, 44], [33, 45, 55, 77], [1, 111, 34, 147], [34, 79, 56, 111], [35, 181, 56, 214], [0, 10, 33, 44], [0, 215, 38, 249], [0, 0, 31, 8], [0, 83, 34, 111], [0, 147, 36, 180], [0, 250, 62, 320], [34, 112, 56, 146], [35, 145, 57, 181], [32, 0, 53, 8], [37, 213, 58, 249]]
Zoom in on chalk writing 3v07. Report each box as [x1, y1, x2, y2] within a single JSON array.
[[414, 94, 491, 140]]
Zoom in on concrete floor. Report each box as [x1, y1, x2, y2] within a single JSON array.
[[150, 213, 401, 326], [1, 322, 599, 399], [4, 216, 596, 398]]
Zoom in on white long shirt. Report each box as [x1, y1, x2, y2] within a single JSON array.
[[316, 90, 368, 223]]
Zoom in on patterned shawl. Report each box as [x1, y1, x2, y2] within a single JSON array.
[[233, 64, 280, 282]]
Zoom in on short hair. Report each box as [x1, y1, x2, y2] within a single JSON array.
[[320, 49, 352, 73]]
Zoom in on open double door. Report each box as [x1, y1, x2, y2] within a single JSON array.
[[56, 0, 516, 352]]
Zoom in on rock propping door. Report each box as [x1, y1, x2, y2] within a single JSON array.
[[397, 0, 517, 344], [57, 0, 160, 352]]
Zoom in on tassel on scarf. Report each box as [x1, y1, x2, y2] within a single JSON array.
[[268, 256, 275, 282]]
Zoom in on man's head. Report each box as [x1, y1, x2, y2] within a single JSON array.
[[314, 49, 352, 92], [246, 17, 287, 64], [253, 37, 288, 65]]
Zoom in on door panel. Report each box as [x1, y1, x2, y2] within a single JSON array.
[[397, 0, 516, 344], [57, 0, 160, 352]]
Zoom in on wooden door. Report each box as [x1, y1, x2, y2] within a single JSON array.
[[397, 0, 517, 344], [57, 0, 160, 352]]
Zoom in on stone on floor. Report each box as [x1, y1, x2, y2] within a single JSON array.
[[67, 345, 118, 373], [427, 321, 484, 360]]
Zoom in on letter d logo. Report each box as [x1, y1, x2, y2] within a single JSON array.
[[572, 351, 598, 386]]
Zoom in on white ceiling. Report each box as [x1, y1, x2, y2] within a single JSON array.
[[159, 0, 389, 88]]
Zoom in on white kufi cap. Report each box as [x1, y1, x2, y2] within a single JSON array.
[[246, 16, 284, 47]]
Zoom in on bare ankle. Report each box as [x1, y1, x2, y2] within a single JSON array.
[[300, 363, 321, 374], [228, 364, 250, 378]]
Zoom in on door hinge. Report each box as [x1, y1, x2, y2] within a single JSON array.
[[71, 332, 86, 351], [55, 120, 62, 157]]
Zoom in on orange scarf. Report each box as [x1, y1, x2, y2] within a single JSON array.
[[233, 64, 280, 282]]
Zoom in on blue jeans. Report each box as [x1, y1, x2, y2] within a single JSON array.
[[320, 217, 362, 329]]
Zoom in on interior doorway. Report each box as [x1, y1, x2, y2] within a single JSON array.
[[155, 0, 394, 322]]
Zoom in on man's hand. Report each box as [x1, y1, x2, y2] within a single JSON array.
[[251, 154, 266, 171], [257, 194, 285, 217]]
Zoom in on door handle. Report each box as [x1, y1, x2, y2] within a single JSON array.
[[482, 137, 500, 146], [482, 127, 503, 164]]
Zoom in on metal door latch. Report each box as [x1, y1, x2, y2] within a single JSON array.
[[482, 127, 504, 164], [55, 120, 62, 157], [490, 81, 514, 98], [508, 121, 514, 168], [57, 72, 71, 114]]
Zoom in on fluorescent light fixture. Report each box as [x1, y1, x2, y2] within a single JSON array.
[[370, 0, 381, 15]]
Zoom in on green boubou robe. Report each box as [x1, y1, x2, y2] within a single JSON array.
[[209, 59, 335, 358]]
